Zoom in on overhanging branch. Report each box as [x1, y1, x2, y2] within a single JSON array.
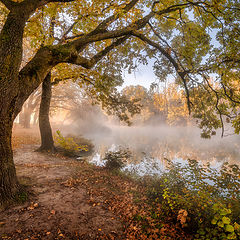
[[132, 30, 192, 113], [17, 2, 195, 116], [70, 36, 129, 68]]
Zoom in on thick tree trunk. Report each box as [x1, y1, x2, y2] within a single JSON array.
[[38, 72, 56, 152], [0, 8, 29, 207], [0, 5, 55, 206], [0, 118, 19, 206]]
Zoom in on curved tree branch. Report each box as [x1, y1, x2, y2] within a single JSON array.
[[69, 36, 130, 68], [16, 2, 193, 116], [132, 30, 192, 113]]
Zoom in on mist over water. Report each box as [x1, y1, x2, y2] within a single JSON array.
[[57, 109, 240, 175]]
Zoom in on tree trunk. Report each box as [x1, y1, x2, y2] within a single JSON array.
[[0, 9, 30, 207], [19, 111, 24, 126], [0, 118, 19, 206], [33, 111, 38, 126], [23, 108, 31, 128], [37, 72, 56, 152]]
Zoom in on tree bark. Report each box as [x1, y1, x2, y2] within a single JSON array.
[[0, 8, 26, 207], [0, 118, 19, 206], [37, 72, 56, 152]]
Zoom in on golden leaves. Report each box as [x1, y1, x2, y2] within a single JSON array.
[[50, 209, 56, 215], [177, 209, 188, 226], [0, 221, 5, 226], [27, 202, 39, 211], [61, 160, 188, 240]]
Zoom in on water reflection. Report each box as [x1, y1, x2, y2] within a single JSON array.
[[83, 125, 240, 176]]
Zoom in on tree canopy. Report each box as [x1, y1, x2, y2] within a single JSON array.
[[11, 0, 240, 135]]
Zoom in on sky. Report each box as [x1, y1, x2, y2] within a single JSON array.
[[121, 26, 221, 91], [120, 60, 156, 90]]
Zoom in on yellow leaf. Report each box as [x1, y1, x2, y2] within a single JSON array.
[[50, 210, 56, 215]]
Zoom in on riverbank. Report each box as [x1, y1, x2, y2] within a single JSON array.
[[0, 129, 188, 239]]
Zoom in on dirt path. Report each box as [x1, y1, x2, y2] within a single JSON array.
[[0, 145, 124, 240]]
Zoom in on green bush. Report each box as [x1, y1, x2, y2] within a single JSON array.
[[147, 159, 240, 239], [195, 203, 240, 240], [54, 130, 89, 156]]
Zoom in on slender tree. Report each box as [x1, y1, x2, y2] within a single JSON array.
[[37, 72, 56, 152], [18, 88, 41, 128]]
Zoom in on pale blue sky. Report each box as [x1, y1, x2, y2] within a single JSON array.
[[121, 61, 156, 89]]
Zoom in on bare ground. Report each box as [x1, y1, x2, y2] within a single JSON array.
[[0, 145, 124, 240]]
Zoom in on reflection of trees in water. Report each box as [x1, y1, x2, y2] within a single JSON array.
[[86, 125, 240, 169], [151, 138, 240, 166], [90, 133, 240, 176], [103, 138, 240, 167]]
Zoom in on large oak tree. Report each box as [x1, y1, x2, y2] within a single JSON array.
[[0, 0, 239, 205]]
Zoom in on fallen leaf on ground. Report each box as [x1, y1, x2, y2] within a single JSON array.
[[50, 210, 56, 215]]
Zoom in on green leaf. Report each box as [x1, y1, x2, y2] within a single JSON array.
[[220, 208, 231, 216], [225, 225, 235, 233], [222, 217, 231, 225], [218, 221, 224, 228], [234, 222, 240, 231], [198, 229, 206, 235], [227, 232, 237, 239], [212, 204, 219, 211], [211, 218, 217, 225]]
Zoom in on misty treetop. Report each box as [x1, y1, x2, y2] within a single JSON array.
[[0, 0, 240, 205], [122, 84, 189, 125]]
